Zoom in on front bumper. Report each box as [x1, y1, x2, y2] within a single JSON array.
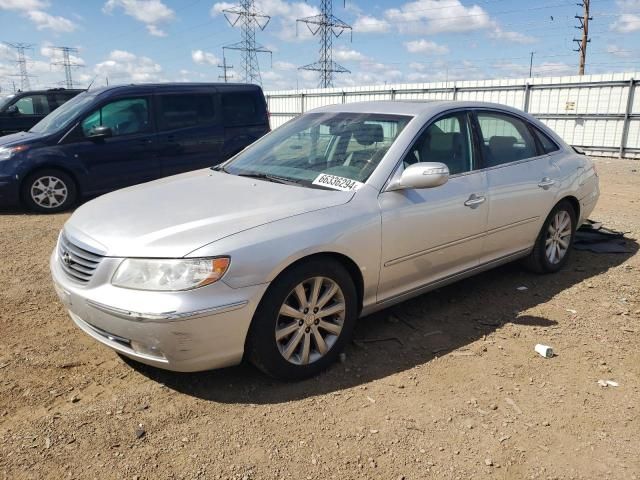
[[50, 248, 269, 372]]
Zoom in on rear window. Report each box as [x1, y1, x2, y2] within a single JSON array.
[[533, 127, 560, 154], [222, 92, 262, 125], [158, 94, 216, 130]]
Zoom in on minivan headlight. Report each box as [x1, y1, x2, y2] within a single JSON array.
[[0, 145, 28, 161], [112, 257, 230, 291]]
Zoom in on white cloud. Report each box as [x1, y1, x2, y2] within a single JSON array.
[[103, 0, 174, 36], [0, 0, 47, 10], [489, 27, 536, 44], [26, 10, 77, 32], [385, 0, 492, 35], [40, 43, 85, 66], [404, 39, 449, 55], [192, 49, 220, 66], [94, 49, 163, 83], [493, 60, 574, 78], [606, 44, 632, 57], [334, 47, 369, 62], [273, 60, 296, 71], [353, 15, 390, 33], [611, 13, 640, 32]]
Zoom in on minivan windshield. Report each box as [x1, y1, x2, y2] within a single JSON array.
[[222, 112, 411, 189], [30, 92, 96, 135]]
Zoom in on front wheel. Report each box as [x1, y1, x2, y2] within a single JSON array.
[[523, 200, 577, 273], [22, 169, 77, 213], [247, 259, 358, 380]]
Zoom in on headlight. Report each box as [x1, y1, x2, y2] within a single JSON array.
[[111, 257, 230, 291], [0, 145, 29, 161]]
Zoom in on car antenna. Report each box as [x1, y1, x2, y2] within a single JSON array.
[[87, 75, 98, 90]]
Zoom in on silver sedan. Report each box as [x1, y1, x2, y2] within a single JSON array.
[[50, 101, 599, 380]]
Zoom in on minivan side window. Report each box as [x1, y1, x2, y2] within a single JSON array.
[[222, 92, 259, 125], [157, 94, 215, 130], [476, 112, 537, 167], [81, 98, 150, 137], [13, 95, 50, 116], [403, 112, 474, 175]]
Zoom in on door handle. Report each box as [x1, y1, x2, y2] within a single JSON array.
[[538, 177, 555, 189], [464, 194, 486, 208]]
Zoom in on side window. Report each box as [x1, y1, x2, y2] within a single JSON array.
[[158, 94, 215, 130], [50, 93, 77, 110], [404, 112, 474, 175], [222, 92, 259, 125], [532, 127, 560, 154], [12, 95, 50, 115], [476, 112, 537, 167], [81, 98, 150, 137]]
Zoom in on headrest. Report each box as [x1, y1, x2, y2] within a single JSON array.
[[430, 132, 454, 152], [354, 123, 384, 146], [489, 136, 517, 150]]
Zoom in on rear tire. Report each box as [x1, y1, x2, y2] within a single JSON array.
[[523, 200, 577, 273], [247, 259, 358, 381], [22, 169, 77, 213]]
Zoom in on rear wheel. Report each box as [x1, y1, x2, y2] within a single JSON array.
[[247, 259, 358, 380], [22, 169, 77, 213], [523, 200, 577, 273]]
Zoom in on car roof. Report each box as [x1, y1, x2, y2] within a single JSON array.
[[310, 100, 529, 117], [11, 88, 84, 95], [87, 83, 262, 96]]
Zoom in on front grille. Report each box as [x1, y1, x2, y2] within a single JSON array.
[[58, 233, 104, 283]]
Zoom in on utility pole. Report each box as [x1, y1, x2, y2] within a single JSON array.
[[297, 0, 352, 88], [529, 51, 535, 77], [222, 0, 271, 85], [4, 42, 34, 90], [218, 56, 233, 83], [573, 0, 591, 75], [50, 46, 82, 89]]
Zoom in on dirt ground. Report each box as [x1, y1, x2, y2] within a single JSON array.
[[0, 158, 638, 480]]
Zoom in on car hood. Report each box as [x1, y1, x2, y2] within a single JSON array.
[[64, 169, 355, 258], [0, 130, 48, 147]]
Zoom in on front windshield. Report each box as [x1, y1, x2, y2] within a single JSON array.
[[0, 94, 15, 110], [223, 112, 411, 189], [30, 92, 96, 135]]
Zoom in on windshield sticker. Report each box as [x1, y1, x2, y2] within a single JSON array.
[[312, 174, 364, 192]]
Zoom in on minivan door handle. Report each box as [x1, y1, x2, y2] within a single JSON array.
[[464, 194, 486, 208], [538, 177, 555, 189]]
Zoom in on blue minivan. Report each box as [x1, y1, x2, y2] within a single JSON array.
[[0, 83, 269, 212]]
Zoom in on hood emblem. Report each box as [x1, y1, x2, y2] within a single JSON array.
[[61, 249, 72, 266]]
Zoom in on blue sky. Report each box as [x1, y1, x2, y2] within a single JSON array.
[[1, 0, 639, 92]]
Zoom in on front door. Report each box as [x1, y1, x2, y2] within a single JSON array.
[[0, 93, 50, 134], [474, 110, 560, 262], [63, 96, 160, 194], [378, 111, 489, 303]]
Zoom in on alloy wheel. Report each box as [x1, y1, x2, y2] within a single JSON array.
[[545, 210, 572, 264], [275, 276, 345, 366], [30, 176, 68, 209]]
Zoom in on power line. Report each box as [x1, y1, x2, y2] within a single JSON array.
[[222, 0, 271, 85], [218, 55, 233, 82], [297, 0, 353, 88], [50, 46, 83, 89], [574, 0, 592, 75], [3, 42, 35, 91]]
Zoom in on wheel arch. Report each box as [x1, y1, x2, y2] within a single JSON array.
[[558, 195, 581, 222], [20, 163, 82, 200]]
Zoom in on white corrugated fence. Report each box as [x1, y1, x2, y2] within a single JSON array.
[[265, 71, 640, 159]]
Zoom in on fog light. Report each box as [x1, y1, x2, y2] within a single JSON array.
[[130, 340, 165, 359]]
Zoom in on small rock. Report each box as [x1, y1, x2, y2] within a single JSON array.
[[489, 403, 498, 411], [44, 437, 51, 449], [485, 458, 493, 466], [135, 428, 146, 439], [370, 429, 379, 434], [516, 286, 528, 291], [70, 395, 80, 404], [542, 421, 550, 426]]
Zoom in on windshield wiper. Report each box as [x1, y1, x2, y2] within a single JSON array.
[[234, 172, 303, 186]]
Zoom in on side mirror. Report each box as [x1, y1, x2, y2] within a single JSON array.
[[6, 105, 18, 115], [387, 162, 450, 191], [87, 125, 113, 140]]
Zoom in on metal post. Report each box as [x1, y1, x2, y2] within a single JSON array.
[[452, 84, 458, 100], [523, 83, 531, 113], [619, 78, 635, 159], [342, 90, 346, 104], [390, 89, 396, 101], [300, 92, 305, 114]]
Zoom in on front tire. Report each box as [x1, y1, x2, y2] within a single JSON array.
[[247, 259, 358, 380], [523, 200, 577, 273], [22, 169, 77, 213]]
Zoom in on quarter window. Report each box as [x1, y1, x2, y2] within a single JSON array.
[[404, 112, 474, 175], [158, 94, 215, 130], [476, 112, 537, 166], [81, 98, 150, 137], [532, 127, 560, 154], [222, 92, 259, 125], [12, 95, 50, 115]]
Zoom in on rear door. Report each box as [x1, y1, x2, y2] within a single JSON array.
[[155, 91, 224, 177], [473, 109, 560, 262], [220, 88, 269, 159], [61, 96, 161, 194]]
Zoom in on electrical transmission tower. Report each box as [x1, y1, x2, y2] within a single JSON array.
[[573, 0, 592, 75], [50, 47, 82, 89], [218, 56, 234, 82], [222, 0, 271, 85], [297, 0, 352, 88], [4, 42, 34, 91]]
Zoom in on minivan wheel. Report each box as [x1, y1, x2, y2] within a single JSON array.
[[523, 200, 577, 274], [247, 259, 358, 380], [22, 169, 77, 213]]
